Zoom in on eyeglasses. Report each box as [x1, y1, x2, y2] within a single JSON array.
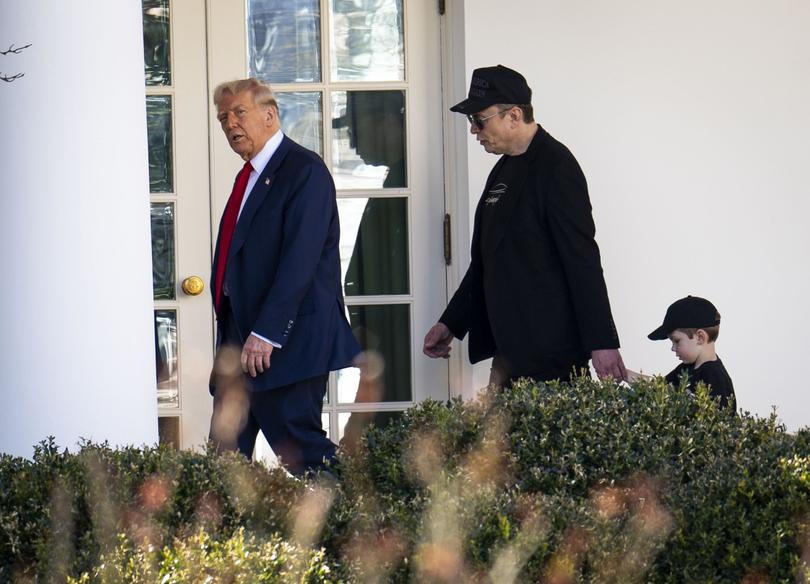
[[466, 107, 511, 130]]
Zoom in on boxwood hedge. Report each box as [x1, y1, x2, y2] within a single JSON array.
[[1, 376, 808, 582], [329, 376, 810, 582]]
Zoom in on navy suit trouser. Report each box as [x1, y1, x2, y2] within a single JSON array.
[[209, 299, 336, 476]]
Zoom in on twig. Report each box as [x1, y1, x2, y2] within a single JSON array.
[[0, 43, 32, 55]]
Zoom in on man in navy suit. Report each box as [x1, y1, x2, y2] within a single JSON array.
[[423, 65, 626, 385], [209, 78, 360, 475]]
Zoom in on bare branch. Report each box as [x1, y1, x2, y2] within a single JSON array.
[[1, 72, 25, 82], [0, 43, 32, 56]]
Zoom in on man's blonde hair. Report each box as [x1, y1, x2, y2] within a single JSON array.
[[213, 78, 278, 111]]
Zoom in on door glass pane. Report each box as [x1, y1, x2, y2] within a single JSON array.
[[248, 0, 321, 83], [158, 416, 180, 448], [329, 0, 404, 82], [331, 90, 406, 190], [151, 203, 176, 300], [146, 95, 174, 193], [339, 197, 409, 296], [155, 310, 178, 407], [277, 92, 323, 156], [341, 304, 411, 403], [339, 410, 402, 444], [143, 0, 171, 86], [336, 367, 360, 404]]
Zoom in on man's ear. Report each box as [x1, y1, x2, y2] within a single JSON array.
[[695, 329, 709, 345], [264, 105, 277, 125]]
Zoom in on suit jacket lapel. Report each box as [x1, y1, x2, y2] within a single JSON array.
[[229, 135, 292, 259]]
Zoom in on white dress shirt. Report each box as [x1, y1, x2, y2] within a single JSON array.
[[239, 129, 284, 219]]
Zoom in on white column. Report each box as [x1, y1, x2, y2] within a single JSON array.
[[0, 1, 158, 456]]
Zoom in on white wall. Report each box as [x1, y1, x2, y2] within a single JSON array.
[[0, 1, 158, 456], [454, 0, 810, 429]]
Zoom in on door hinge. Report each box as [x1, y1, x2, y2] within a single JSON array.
[[443, 213, 452, 265], [438, 0, 445, 15]]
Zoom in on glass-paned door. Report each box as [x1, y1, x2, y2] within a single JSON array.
[[143, 0, 215, 449], [208, 0, 448, 457]]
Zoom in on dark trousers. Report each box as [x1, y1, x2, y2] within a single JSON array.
[[209, 300, 336, 476], [490, 354, 590, 387]]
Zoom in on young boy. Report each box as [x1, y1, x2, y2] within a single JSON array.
[[645, 295, 736, 410]]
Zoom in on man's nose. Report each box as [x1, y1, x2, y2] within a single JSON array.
[[469, 123, 479, 135]]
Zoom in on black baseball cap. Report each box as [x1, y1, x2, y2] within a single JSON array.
[[450, 65, 532, 115], [648, 296, 721, 340]]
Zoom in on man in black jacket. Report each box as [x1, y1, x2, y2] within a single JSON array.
[[423, 65, 626, 385]]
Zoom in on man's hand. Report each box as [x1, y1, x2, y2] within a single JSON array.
[[591, 349, 628, 381], [242, 334, 273, 378], [423, 322, 454, 359]]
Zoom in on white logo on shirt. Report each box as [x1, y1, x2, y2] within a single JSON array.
[[485, 183, 508, 205]]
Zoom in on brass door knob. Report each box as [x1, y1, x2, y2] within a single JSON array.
[[181, 276, 205, 296]]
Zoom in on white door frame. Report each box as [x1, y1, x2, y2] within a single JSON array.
[[439, 0, 485, 399], [152, 0, 215, 450]]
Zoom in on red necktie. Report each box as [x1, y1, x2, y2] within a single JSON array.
[[214, 161, 253, 314]]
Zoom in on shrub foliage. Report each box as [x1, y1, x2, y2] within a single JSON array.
[[329, 376, 810, 582], [1, 376, 809, 582], [0, 441, 305, 582]]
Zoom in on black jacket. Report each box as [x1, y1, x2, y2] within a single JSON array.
[[440, 125, 619, 377]]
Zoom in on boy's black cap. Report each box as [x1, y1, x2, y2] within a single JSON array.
[[648, 296, 721, 340], [450, 65, 532, 115]]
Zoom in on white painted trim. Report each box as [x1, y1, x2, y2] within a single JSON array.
[[170, 0, 216, 450], [440, 0, 480, 400]]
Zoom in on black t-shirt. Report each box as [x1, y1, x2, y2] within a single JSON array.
[[479, 154, 522, 357], [665, 357, 736, 410], [480, 154, 524, 255]]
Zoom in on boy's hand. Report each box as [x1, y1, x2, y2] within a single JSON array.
[[625, 368, 651, 382], [591, 349, 628, 381]]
